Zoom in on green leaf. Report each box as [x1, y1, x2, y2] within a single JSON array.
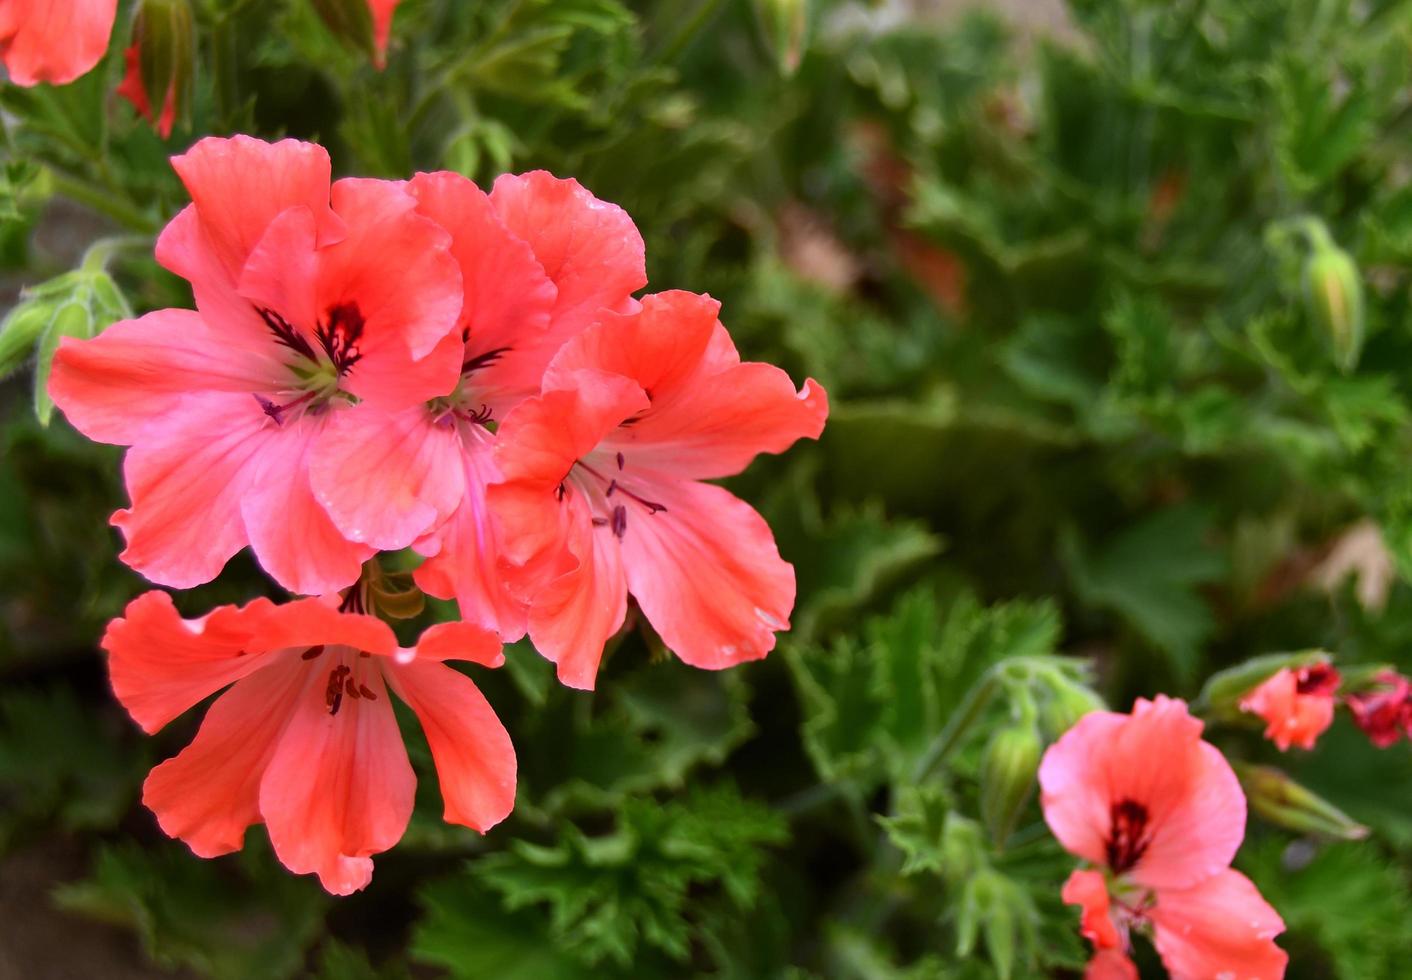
[[54, 840, 328, 980], [1062, 506, 1226, 682]]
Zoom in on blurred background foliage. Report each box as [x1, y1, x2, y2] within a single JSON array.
[[5, 0, 1412, 976]]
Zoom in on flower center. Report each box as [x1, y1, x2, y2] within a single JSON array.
[[299, 643, 378, 717], [1106, 798, 1151, 874], [558, 452, 668, 540], [253, 302, 368, 423], [1296, 663, 1338, 696]]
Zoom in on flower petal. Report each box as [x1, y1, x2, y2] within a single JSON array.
[[142, 651, 305, 858], [103, 591, 278, 734], [407, 171, 557, 410], [49, 309, 285, 445], [620, 477, 795, 672], [489, 171, 645, 339], [259, 659, 414, 895], [0, 0, 117, 86], [1039, 696, 1245, 892], [1085, 949, 1139, 980], [1149, 869, 1288, 980], [400, 621, 505, 667], [414, 434, 529, 640], [1061, 869, 1122, 951], [238, 411, 375, 596], [384, 657, 515, 831], [112, 392, 268, 589], [309, 404, 466, 551], [524, 491, 628, 690], [547, 291, 828, 479]]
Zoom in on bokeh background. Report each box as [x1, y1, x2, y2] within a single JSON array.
[[4, 0, 1412, 976]]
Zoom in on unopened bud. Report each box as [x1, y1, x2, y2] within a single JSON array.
[[127, 0, 194, 138], [1036, 674, 1105, 740], [0, 302, 52, 379], [1236, 762, 1368, 841], [979, 716, 1042, 848], [1302, 224, 1365, 373], [1196, 650, 1332, 721], [24, 269, 132, 424], [752, 0, 810, 76], [310, 0, 377, 61]]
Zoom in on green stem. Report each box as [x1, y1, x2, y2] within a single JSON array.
[[46, 172, 159, 234], [912, 669, 1003, 784]]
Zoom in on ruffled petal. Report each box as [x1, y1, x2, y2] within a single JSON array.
[[255, 596, 398, 657], [103, 591, 278, 734], [167, 136, 340, 288], [238, 410, 375, 596], [112, 392, 269, 589], [49, 309, 286, 445], [1149, 869, 1288, 980], [0, 0, 117, 86], [384, 657, 515, 830], [489, 171, 645, 340], [259, 659, 414, 895], [309, 404, 466, 551], [407, 171, 556, 410], [620, 477, 794, 672], [547, 292, 828, 479], [142, 651, 306, 858], [400, 621, 505, 667], [507, 487, 627, 690], [414, 436, 529, 640]]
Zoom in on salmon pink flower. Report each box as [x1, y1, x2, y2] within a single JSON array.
[[1040, 696, 1287, 979], [307, 169, 645, 638], [49, 136, 465, 595], [115, 44, 176, 138], [1239, 662, 1340, 751], [488, 290, 828, 689], [1345, 670, 1412, 748], [104, 589, 515, 895], [0, 0, 117, 86]]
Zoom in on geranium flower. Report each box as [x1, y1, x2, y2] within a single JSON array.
[[49, 136, 465, 594], [1345, 670, 1412, 748], [488, 290, 828, 688], [104, 589, 515, 895], [1039, 696, 1287, 979], [1239, 662, 1340, 751], [115, 44, 176, 138], [0, 0, 117, 86], [307, 169, 645, 638]]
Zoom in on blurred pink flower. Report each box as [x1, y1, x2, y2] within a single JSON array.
[[488, 290, 829, 688], [1040, 695, 1287, 979], [1239, 663, 1340, 751], [1345, 670, 1412, 748], [0, 0, 116, 86], [115, 44, 175, 138], [105, 590, 515, 895]]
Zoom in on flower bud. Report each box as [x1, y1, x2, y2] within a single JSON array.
[[1302, 225, 1365, 373], [1195, 650, 1332, 721], [310, 0, 377, 62], [978, 714, 1042, 848], [27, 269, 132, 424], [1235, 762, 1368, 841], [1036, 674, 1105, 740], [123, 0, 194, 138], [752, 0, 810, 76]]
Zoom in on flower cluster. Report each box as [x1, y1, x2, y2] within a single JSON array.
[[1040, 696, 1288, 979], [51, 136, 827, 893]]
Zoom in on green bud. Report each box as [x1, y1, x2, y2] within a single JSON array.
[[0, 302, 53, 379], [9, 269, 133, 425], [1195, 650, 1332, 721], [978, 715, 1042, 848], [310, 0, 376, 60], [1302, 223, 1365, 373], [1036, 673, 1106, 740], [752, 0, 810, 76], [1235, 763, 1368, 841], [132, 0, 194, 129]]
